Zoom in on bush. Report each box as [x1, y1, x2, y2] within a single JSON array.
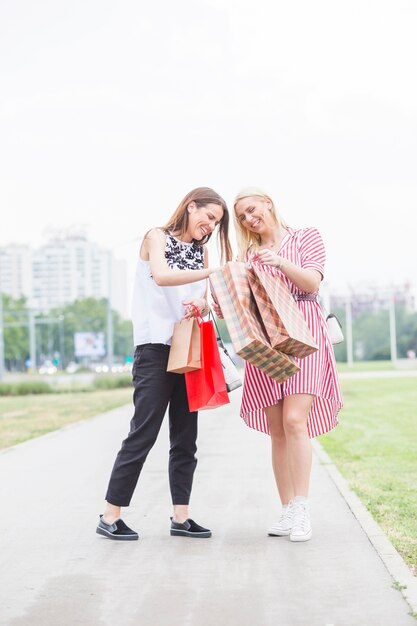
[[93, 375, 132, 390], [0, 381, 52, 396], [371, 346, 391, 360], [0, 383, 13, 396]]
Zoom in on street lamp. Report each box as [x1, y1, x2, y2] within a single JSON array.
[[107, 251, 114, 370], [29, 309, 36, 372], [345, 296, 353, 367], [59, 315, 65, 369], [0, 292, 4, 381], [389, 293, 397, 363]]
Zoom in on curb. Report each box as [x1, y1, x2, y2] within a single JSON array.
[[313, 439, 417, 617]]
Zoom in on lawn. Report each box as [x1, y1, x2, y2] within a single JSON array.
[[320, 376, 417, 574], [0, 388, 132, 450], [336, 359, 417, 373]]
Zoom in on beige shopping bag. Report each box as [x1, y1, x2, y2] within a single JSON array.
[[167, 318, 201, 373]]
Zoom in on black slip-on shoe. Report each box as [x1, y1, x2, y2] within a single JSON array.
[[170, 517, 212, 538], [96, 515, 139, 541]]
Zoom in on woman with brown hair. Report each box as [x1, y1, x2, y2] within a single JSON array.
[[96, 187, 232, 541], [214, 187, 342, 542]]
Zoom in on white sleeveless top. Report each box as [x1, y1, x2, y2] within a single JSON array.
[[132, 232, 206, 346]]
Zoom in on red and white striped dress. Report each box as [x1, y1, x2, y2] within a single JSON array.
[[240, 226, 343, 438]]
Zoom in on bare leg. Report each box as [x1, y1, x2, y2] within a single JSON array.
[[265, 401, 294, 504], [282, 394, 314, 497], [102, 502, 121, 524], [173, 504, 189, 523]]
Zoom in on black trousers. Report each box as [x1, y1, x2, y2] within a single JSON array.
[[105, 343, 198, 507]]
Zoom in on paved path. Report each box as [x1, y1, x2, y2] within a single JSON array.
[[0, 391, 415, 626]]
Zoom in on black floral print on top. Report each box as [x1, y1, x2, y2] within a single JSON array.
[[165, 232, 204, 271]]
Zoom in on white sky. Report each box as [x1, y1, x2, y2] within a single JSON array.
[[1, 0, 416, 298]]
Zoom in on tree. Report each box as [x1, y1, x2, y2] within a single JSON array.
[[2, 294, 29, 370], [47, 298, 133, 364], [3, 293, 417, 370], [331, 303, 417, 362]]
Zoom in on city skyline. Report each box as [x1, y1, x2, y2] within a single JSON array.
[[0, 230, 128, 318]]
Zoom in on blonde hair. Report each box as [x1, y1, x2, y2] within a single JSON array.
[[233, 187, 288, 261]]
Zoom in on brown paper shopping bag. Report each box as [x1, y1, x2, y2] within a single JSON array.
[[247, 265, 318, 359], [167, 318, 201, 373], [210, 262, 300, 383]]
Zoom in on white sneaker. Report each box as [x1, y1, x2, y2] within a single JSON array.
[[290, 498, 312, 542], [268, 501, 294, 536]]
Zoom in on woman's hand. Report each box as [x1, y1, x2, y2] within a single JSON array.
[[182, 298, 208, 319], [253, 249, 283, 268], [253, 250, 322, 292], [211, 301, 224, 319]]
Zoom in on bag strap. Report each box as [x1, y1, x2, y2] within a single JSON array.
[[208, 311, 238, 363], [208, 311, 226, 349], [190, 304, 204, 324], [317, 296, 329, 318]]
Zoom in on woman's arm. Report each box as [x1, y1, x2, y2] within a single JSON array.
[[255, 249, 322, 293], [146, 229, 219, 287], [183, 247, 211, 318]]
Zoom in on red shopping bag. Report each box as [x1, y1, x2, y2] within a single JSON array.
[[185, 318, 230, 411]]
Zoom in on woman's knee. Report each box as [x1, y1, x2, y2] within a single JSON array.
[[283, 412, 308, 437]]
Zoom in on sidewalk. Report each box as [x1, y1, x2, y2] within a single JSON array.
[[0, 391, 415, 626]]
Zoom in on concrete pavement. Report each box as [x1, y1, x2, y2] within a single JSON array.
[[0, 391, 415, 626]]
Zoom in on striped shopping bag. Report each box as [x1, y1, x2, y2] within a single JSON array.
[[247, 265, 318, 359], [209, 263, 300, 384]]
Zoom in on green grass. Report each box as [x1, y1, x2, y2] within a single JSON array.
[[336, 360, 395, 373], [0, 380, 53, 395], [93, 374, 132, 390], [336, 359, 417, 373], [0, 374, 133, 395], [320, 377, 417, 574], [0, 388, 132, 450]]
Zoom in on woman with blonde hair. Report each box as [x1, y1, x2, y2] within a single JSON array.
[[97, 187, 232, 541], [215, 187, 342, 541]]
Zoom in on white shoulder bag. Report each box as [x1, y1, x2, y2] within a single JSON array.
[[325, 313, 344, 345], [319, 300, 344, 345], [210, 313, 242, 392]]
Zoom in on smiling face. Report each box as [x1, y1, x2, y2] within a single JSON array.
[[186, 202, 224, 241], [234, 195, 274, 235]]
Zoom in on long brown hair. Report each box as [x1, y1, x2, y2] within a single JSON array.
[[162, 187, 232, 263]]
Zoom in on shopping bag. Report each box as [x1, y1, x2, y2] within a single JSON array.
[[210, 263, 300, 383], [184, 319, 229, 411], [167, 318, 201, 373], [247, 265, 318, 358]]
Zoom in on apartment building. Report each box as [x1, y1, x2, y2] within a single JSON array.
[[0, 244, 32, 301], [0, 232, 128, 317]]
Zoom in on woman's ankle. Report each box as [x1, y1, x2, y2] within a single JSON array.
[[103, 503, 121, 524], [172, 505, 189, 523]]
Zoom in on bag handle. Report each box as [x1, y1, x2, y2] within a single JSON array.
[[208, 310, 227, 349], [189, 303, 203, 324]]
